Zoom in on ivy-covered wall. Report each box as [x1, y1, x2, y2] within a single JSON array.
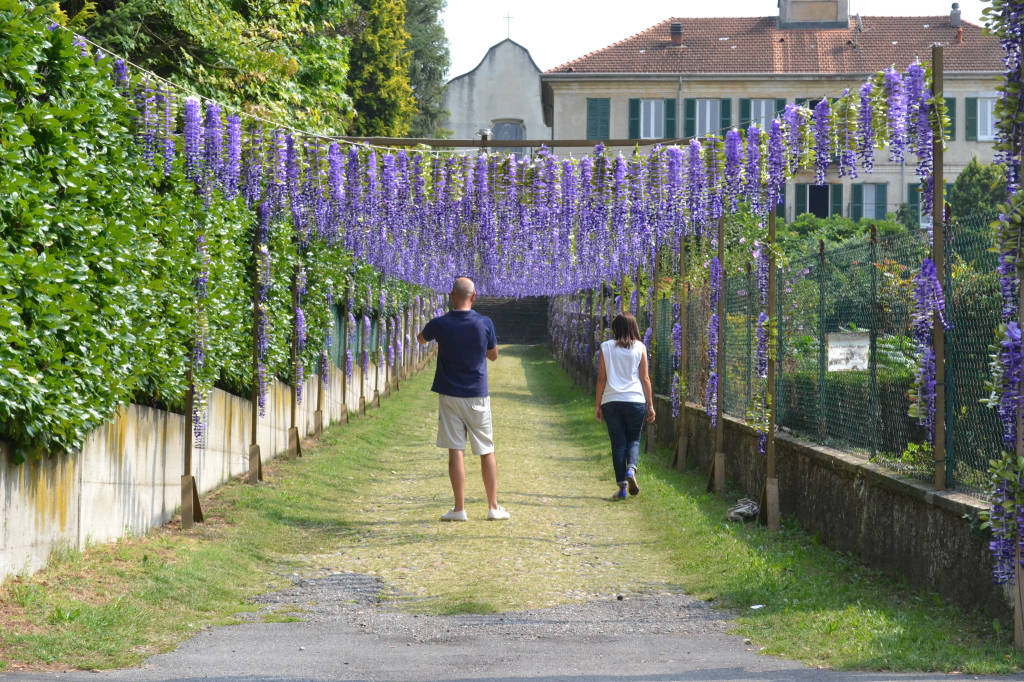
[[0, 2, 420, 464]]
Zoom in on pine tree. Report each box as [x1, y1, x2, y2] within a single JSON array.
[[345, 0, 417, 136]]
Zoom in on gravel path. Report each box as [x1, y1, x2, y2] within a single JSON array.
[[7, 570, 1014, 681]]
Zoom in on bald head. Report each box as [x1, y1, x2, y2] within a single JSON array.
[[451, 277, 476, 309]]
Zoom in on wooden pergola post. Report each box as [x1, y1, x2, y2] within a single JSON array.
[[181, 365, 203, 528], [248, 239, 263, 483]]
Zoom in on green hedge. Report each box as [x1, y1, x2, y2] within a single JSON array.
[[776, 368, 922, 454], [0, 2, 414, 463]]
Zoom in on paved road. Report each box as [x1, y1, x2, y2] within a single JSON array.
[[5, 572, 1019, 682]]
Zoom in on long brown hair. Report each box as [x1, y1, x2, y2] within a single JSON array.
[[611, 312, 641, 348]]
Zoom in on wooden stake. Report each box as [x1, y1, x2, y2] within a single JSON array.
[[181, 366, 203, 527], [248, 239, 262, 484]]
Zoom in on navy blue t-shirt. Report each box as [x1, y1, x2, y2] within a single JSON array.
[[421, 309, 497, 397]]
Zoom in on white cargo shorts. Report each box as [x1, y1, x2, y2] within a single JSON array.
[[436, 394, 494, 455]]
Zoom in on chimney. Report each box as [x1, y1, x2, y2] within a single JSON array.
[[950, 2, 961, 27], [778, 0, 849, 30], [670, 22, 683, 46]]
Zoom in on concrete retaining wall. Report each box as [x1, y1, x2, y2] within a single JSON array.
[[646, 395, 1009, 620], [0, 353, 427, 581]]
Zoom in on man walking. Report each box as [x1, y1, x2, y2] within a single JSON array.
[[417, 277, 510, 521]]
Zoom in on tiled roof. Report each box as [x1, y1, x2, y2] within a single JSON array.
[[545, 16, 1001, 75]]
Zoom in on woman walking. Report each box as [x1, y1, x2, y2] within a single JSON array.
[[595, 312, 656, 500]]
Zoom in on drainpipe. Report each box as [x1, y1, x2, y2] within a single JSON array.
[[677, 76, 684, 141]]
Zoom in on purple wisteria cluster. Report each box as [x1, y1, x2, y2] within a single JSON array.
[[112, 50, 941, 301], [706, 257, 722, 426], [813, 98, 832, 185], [193, 234, 211, 449], [670, 319, 683, 418], [295, 264, 307, 404], [755, 311, 770, 454], [911, 258, 950, 444], [983, 0, 1024, 586]]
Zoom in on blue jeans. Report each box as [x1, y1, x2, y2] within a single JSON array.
[[602, 401, 645, 484]]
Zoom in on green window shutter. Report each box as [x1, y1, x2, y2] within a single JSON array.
[[775, 98, 787, 119], [776, 183, 786, 219], [629, 99, 640, 139], [875, 183, 887, 219], [739, 98, 751, 127], [719, 98, 732, 133], [907, 183, 920, 220], [830, 183, 843, 217], [795, 183, 808, 216], [664, 98, 677, 138], [851, 183, 863, 221], [944, 97, 956, 141], [587, 98, 610, 141], [965, 97, 978, 141], [684, 98, 696, 138]]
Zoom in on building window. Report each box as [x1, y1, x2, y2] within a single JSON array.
[[586, 98, 610, 141], [978, 97, 997, 141], [696, 99, 721, 137], [492, 120, 525, 141], [851, 183, 888, 220], [794, 183, 843, 219], [750, 99, 775, 131], [640, 99, 665, 139]]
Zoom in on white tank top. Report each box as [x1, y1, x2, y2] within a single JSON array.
[[600, 339, 647, 405]]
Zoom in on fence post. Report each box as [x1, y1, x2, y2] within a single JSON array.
[[932, 42, 947, 491], [248, 238, 263, 484], [869, 226, 879, 461], [181, 364, 203, 528], [760, 210, 780, 531], [817, 239, 827, 443]]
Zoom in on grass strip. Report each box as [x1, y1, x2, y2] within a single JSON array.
[[0, 345, 1019, 673]]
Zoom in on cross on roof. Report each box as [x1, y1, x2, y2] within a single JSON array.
[[504, 10, 513, 39]]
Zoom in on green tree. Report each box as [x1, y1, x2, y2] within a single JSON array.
[[345, 0, 416, 136], [404, 0, 450, 137], [59, 0, 354, 134], [948, 156, 1007, 219]]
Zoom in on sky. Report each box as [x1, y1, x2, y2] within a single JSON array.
[[440, 0, 990, 79]]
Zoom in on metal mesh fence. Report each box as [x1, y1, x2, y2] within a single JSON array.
[[634, 216, 1002, 497]]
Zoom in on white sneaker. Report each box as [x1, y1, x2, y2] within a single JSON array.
[[441, 508, 468, 522], [487, 505, 510, 521]]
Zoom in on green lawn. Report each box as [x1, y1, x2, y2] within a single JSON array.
[[0, 344, 1020, 673]]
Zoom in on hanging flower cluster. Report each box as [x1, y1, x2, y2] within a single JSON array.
[[910, 259, 950, 444], [982, 0, 1024, 586], [193, 234, 211, 449], [706, 257, 722, 426]]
